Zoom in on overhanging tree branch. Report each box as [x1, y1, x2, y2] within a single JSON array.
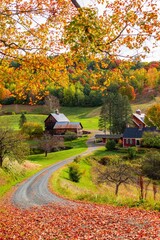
[[71, 0, 81, 9]]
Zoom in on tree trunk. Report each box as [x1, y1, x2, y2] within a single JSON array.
[[144, 180, 151, 199], [115, 184, 120, 196], [153, 183, 157, 201], [45, 151, 48, 157], [138, 176, 144, 200], [0, 156, 3, 167], [71, 0, 81, 8]]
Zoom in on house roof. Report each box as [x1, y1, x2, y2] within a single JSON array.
[[123, 127, 157, 138], [95, 134, 122, 139], [45, 113, 70, 122], [54, 122, 83, 129]]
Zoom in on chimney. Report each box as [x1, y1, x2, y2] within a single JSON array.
[[136, 109, 141, 115], [55, 109, 59, 115]]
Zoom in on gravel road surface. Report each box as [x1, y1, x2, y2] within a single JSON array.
[[12, 134, 103, 209]]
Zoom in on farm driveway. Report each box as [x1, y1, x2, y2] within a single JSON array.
[[12, 132, 103, 209]]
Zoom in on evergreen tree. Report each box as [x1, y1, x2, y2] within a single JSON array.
[[98, 93, 114, 134], [19, 112, 27, 129], [99, 92, 132, 135]]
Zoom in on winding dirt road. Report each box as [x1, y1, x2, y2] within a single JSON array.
[[12, 134, 102, 209]]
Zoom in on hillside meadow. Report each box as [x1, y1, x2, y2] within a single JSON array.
[[0, 105, 100, 130], [0, 96, 160, 131], [50, 147, 160, 211]]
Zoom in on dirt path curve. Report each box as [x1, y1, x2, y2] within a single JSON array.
[[12, 132, 103, 209]]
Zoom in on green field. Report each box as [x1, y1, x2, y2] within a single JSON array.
[[0, 106, 100, 130], [1, 98, 159, 131]]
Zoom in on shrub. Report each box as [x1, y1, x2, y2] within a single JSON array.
[[98, 156, 110, 165], [68, 163, 82, 182], [127, 147, 137, 159], [73, 156, 81, 163], [105, 139, 116, 151], [21, 122, 43, 138], [64, 131, 77, 141]]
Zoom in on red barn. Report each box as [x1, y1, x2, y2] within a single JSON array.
[[44, 111, 70, 131], [44, 110, 83, 136], [132, 109, 146, 128]]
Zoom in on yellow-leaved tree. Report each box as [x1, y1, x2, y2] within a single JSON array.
[[0, 0, 159, 102]]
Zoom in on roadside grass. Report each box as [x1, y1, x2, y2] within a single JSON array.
[[0, 161, 39, 198], [50, 148, 160, 211], [0, 136, 88, 198]]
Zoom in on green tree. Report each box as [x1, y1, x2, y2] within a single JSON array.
[[19, 112, 27, 129], [99, 92, 132, 135], [98, 93, 114, 134], [0, 128, 29, 167], [98, 104, 109, 134], [110, 94, 132, 134], [142, 131, 160, 148], [105, 139, 116, 151], [63, 85, 75, 106], [21, 122, 43, 138]]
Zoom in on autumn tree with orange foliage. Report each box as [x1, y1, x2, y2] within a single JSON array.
[[0, 0, 159, 103]]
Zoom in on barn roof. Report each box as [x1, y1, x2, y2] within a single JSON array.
[[123, 127, 157, 138], [45, 113, 70, 122], [54, 122, 83, 129], [132, 112, 145, 124]]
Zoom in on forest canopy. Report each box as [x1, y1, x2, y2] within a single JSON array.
[[0, 0, 160, 104]]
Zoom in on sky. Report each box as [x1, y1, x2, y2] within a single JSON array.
[[77, 0, 160, 62]]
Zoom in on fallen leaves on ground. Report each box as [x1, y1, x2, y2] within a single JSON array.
[[0, 202, 160, 240]]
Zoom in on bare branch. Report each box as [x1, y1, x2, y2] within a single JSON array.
[[71, 0, 81, 9]]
